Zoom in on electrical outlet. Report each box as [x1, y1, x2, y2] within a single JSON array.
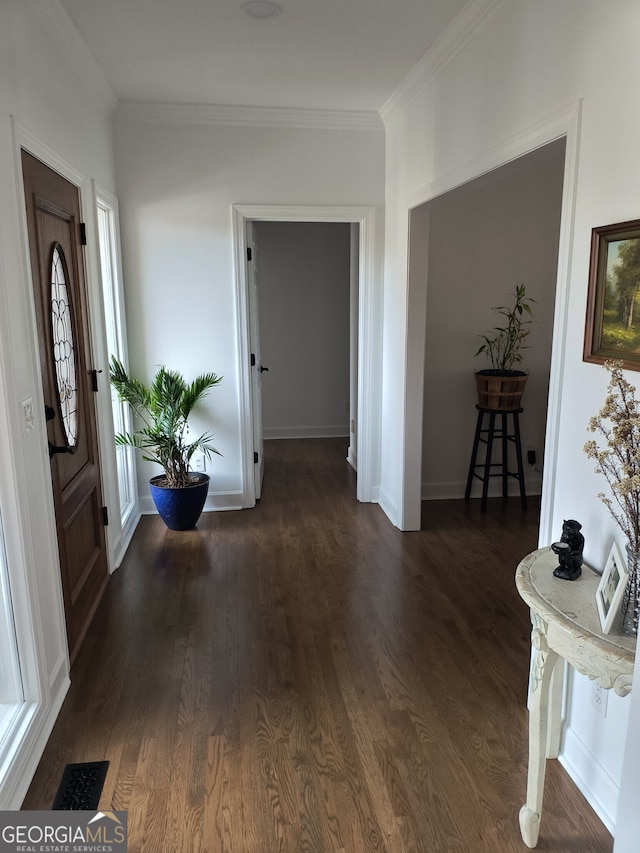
[[191, 452, 206, 473], [592, 682, 608, 717]]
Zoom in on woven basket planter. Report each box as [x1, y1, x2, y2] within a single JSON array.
[[474, 370, 528, 411]]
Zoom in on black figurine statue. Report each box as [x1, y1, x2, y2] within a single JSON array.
[[551, 519, 584, 580]]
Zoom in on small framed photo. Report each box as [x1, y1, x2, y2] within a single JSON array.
[[595, 542, 628, 633]]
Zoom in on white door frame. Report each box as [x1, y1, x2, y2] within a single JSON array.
[[232, 204, 378, 508], [401, 101, 582, 538], [245, 220, 265, 500]]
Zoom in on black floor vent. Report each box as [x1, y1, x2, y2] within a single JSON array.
[[51, 761, 109, 810]]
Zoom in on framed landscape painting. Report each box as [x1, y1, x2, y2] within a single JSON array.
[[584, 219, 640, 370]]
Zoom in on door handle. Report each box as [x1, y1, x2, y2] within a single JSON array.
[[45, 404, 72, 457], [48, 441, 72, 458]]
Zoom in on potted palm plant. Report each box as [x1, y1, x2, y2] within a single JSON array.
[[109, 357, 222, 530], [474, 284, 535, 410]]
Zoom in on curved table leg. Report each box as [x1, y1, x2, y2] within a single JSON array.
[[519, 621, 560, 848], [546, 657, 564, 759]]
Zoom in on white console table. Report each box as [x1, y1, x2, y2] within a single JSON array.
[[515, 547, 636, 848]]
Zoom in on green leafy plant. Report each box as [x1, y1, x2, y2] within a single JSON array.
[[109, 357, 222, 488], [475, 284, 536, 372]]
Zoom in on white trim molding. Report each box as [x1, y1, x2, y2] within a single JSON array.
[[116, 101, 384, 132], [139, 492, 244, 515], [264, 426, 350, 440], [0, 121, 81, 808], [399, 99, 582, 539], [91, 181, 141, 569], [380, 0, 509, 128], [232, 203, 380, 508]]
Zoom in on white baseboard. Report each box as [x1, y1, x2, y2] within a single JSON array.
[[139, 491, 244, 515], [263, 425, 349, 439], [347, 446, 357, 470], [112, 507, 141, 570], [560, 725, 619, 834], [378, 486, 399, 528], [0, 668, 70, 809], [421, 474, 542, 501]]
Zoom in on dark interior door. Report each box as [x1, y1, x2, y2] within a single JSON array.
[[22, 150, 109, 664]]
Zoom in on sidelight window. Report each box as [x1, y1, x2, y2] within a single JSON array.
[[96, 195, 136, 530], [0, 509, 23, 768]]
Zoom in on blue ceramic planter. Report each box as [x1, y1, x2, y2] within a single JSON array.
[[149, 473, 210, 530]]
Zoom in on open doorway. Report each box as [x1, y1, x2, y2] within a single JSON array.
[[413, 138, 567, 525], [253, 221, 354, 433], [233, 204, 377, 509]]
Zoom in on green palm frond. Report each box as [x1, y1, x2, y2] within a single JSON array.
[[109, 356, 222, 488]]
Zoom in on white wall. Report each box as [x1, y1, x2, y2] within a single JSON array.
[[4, 0, 638, 838], [0, 0, 119, 806], [254, 221, 351, 439], [614, 648, 640, 851], [382, 0, 640, 834], [421, 141, 565, 499], [113, 111, 385, 511]]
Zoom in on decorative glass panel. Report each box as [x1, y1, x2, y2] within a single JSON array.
[[50, 244, 77, 447]]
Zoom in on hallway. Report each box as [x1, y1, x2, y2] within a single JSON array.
[[23, 439, 611, 851]]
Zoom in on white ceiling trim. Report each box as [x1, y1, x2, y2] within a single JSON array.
[[28, 0, 117, 113], [115, 101, 384, 132], [380, 0, 509, 128]]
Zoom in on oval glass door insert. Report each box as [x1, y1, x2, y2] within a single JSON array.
[[50, 244, 77, 447]]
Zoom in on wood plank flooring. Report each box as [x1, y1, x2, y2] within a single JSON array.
[[23, 438, 613, 851]]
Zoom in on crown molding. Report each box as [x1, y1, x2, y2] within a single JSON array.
[[115, 101, 384, 132], [380, 0, 509, 128], [26, 0, 117, 114]]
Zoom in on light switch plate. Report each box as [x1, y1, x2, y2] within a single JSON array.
[[20, 398, 35, 435]]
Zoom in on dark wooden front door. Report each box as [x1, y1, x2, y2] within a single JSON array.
[[22, 150, 109, 664]]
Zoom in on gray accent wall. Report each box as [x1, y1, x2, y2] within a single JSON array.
[[255, 221, 351, 439], [421, 140, 566, 499]]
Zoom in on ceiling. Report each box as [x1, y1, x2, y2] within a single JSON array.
[[58, 0, 469, 113]]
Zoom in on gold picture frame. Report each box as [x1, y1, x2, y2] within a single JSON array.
[[584, 219, 640, 369]]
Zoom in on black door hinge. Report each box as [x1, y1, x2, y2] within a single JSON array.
[[90, 368, 102, 392], [250, 353, 256, 367], [102, 506, 109, 526], [254, 451, 259, 464], [247, 247, 252, 262], [80, 223, 87, 245]]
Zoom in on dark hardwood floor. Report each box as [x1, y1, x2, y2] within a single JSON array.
[[23, 438, 612, 851]]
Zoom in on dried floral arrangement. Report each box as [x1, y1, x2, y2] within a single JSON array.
[[584, 359, 640, 633], [584, 360, 640, 553]]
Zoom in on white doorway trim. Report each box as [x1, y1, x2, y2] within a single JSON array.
[[232, 204, 378, 507], [1, 120, 77, 808], [402, 100, 582, 538]]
